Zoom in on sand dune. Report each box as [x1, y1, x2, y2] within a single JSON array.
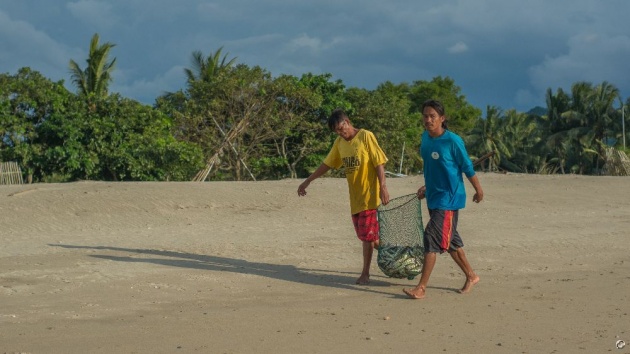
[[1, 173, 629, 353]]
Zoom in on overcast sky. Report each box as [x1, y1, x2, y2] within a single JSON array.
[[2, 0, 629, 113]]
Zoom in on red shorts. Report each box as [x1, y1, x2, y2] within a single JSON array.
[[351, 209, 380, 242]]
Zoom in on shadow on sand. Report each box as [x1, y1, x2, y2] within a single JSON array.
[[49, 244, 412, 297]]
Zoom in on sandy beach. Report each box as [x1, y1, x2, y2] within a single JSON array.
[[1, 173, 629, 353]]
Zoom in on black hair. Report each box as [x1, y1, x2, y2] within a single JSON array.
[[422, 99, 448, 129], [328, 109, 348, 131]]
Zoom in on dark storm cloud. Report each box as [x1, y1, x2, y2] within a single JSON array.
[[1, 0, 629, 112]]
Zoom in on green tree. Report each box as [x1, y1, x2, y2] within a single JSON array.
[[293, 73, 351, 175], [1, 68, 200, 182], [345, 82, 422, 175], [266, 74, 334, 179], [297, 73, 350, 121], [466, 106, 510, 171], [68, 33, 117, 105], [184, 46, 237, 86], [500, 110, 542, 172], [588, 81, 620, 167], [545, 81, 620, 174], [165, 64, 275, 181], [41, 94, 204, 181], [544, 87, 572, 173], [0, 67, 75, 181], [159, 67, 349, 181], [408, 76, 481, 134]]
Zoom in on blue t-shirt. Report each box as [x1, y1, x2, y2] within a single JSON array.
[[420, 130, 475, 210]]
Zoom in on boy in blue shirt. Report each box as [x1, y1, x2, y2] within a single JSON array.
[[404, 99, 484, 299]]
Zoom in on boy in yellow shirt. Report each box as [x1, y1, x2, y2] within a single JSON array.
[[297, 109, 390, 285]]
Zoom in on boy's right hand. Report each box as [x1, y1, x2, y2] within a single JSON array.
[[417, 186, 426, 200]]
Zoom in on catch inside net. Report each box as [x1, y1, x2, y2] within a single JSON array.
[[377, 193, 424, 280]]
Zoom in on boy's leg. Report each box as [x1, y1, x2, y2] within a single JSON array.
[[357, 241, 375, 285], [403, 252, 436, 299], [449, 247, 479, 293], [403, 209, 452, 299], [352, 209, 379, 285]]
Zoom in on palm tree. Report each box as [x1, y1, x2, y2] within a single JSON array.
[[501, 109, 540, 172], [544, 88, 571, 173], [466, 106, 510, 171], [545, 87, 572, 131], [557, 81, 619, 173], [69, 33, 117, 101], [590, 81, 619, 150], [184, 46, 237, 86]]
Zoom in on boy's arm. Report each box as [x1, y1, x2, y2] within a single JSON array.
[[467, 174, 483, 203], [297, 163, 331, 196], [376, 164, 390, 205]]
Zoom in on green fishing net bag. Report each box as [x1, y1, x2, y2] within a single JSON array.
[[377, 193, 425, 280]]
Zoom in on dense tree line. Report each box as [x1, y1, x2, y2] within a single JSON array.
[[467, 82, 627, 175], [1, 34, 628, 182]]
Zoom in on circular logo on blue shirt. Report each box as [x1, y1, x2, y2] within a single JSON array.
[[431, 152, 439, 159]]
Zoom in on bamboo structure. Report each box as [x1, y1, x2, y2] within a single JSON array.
[[192, 116, 256, 182], [602, 147, 630, 176], [0, 161, 24, 185]]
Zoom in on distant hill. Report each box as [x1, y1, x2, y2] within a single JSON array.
[[526, 106, 546, 116]]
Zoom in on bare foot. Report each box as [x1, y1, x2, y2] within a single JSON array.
[[459, 275, 480, 294], [403, 286, 425, 299], [356, 275, 370, 285]]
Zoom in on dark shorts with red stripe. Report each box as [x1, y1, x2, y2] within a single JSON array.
[[351, 209, 380, 242], [424, 209, 464, 253]]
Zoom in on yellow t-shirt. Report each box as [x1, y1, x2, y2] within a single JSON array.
[[323, 129, 388, 214]]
